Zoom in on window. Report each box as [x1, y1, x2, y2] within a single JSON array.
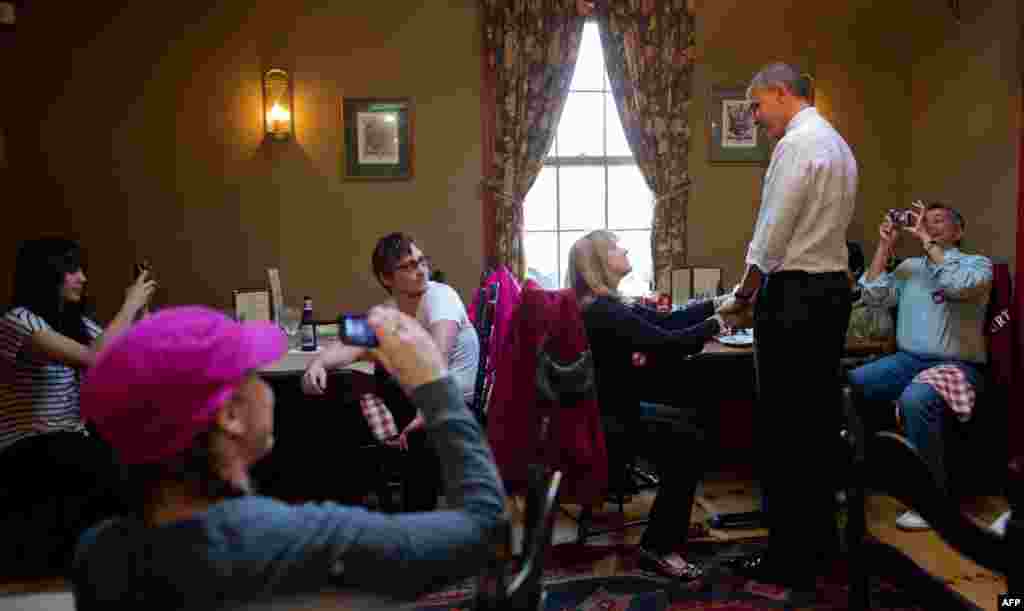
[[522, 22, 654, 297]]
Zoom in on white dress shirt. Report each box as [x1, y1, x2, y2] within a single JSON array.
[[745, 106, 858, 274]]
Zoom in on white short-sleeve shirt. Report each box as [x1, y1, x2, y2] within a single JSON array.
[[0, 307, 102, 452], [387, 281, 479, 403]]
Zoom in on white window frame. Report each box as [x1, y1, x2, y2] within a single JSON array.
[[523, 20, 653, 295]]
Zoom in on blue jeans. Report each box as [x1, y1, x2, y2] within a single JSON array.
[[846, 351, 984, 490]]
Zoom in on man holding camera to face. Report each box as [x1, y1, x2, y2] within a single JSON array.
[[848, 201, 992, 531]]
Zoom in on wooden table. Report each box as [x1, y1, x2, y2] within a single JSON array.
[[662, 336, 897, 465], [694, 335, 896, 359], [258, 342, 374, 377]]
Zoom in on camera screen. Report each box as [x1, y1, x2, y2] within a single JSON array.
[[342, 316, 378, 347]]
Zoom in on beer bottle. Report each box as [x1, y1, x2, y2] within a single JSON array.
[[300, 296, 317, 352]]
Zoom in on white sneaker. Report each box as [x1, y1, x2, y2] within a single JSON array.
[[990, 511, 1012, 536], [895, 510, 931, 531]]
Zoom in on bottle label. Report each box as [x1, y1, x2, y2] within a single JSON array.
[[300, 324, 317, 351]]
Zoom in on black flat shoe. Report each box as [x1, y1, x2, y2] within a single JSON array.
[[637, 548, 704, 582], [725, 552, 815, 592]]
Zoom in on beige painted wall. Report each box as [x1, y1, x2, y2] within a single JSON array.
[[691, 0, 916, 287], [3, 1, 482, 320], [1, 1, 1017, 319], [904, 0, 1019, 270]]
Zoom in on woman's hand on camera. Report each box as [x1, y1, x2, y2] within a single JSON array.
[[367, 306, 446, 393], [124, 270, 157, 314]]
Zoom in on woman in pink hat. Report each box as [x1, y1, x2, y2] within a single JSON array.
[[0, 237, 155, 575], [73, 305, 504, 608]]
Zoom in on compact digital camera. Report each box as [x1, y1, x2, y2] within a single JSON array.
[[887, 208, 916, 227], [339, 314, 379, 348]]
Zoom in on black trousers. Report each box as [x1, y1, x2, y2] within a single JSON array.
[[374, 369, 443, 512], [0, 431, 128, 574], [753, 270, 851, 582], [631, 403, 706, 555]]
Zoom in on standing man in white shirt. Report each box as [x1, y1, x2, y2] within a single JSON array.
[[719, 62, 858, 593]]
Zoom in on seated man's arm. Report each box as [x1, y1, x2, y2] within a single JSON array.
[[428, 320, 457, 368], [859, 260, 903, 309], [317, 342, 369, 369], [301, 342, 369, 395], [933, 254, 992, 302]]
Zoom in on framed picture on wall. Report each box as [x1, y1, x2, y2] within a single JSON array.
[[233, 288, 271, 323], [707, 85, 772, 165], [342, 97, 413, 181]]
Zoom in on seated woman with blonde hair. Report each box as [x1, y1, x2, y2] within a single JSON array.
[[567, 229, 750, 581]]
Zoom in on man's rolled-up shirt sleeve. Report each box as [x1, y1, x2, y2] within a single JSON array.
[[745, 143, 813, 273], [858, 267, 900, 309], [931, 253, 992, 303]]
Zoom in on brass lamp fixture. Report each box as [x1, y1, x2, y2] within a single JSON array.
[[262, 68, 293, 140]]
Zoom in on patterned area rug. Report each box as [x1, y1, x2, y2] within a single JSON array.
[[413, 538, 982, 610]]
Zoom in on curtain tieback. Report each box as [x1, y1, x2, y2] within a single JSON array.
[[481, 179, 525, 205], [652, 181, 692, 203]]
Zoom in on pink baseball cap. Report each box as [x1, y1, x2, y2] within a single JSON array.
[[81, 305, 287, 465]]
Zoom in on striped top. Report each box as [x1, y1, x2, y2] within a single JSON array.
[[0, 307, 103, 452]]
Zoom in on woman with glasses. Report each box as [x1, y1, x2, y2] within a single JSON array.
[[303, 232, 479, 511]]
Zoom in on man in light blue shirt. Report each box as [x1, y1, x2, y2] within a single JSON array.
[[849, 201, 991, 531]]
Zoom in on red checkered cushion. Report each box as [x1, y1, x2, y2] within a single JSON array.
[[912, 365, 976, 423], [359, 393, 398, 441]]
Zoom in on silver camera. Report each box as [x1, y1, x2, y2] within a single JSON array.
[[887, 208, 915, 227]]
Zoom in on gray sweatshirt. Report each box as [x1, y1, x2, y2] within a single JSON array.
[[71, 376, 506, 609]]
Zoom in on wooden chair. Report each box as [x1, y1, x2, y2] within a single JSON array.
[[471, 280, 500, 425], [843, 432, 1020, 609], [474, 467, 562, 611]]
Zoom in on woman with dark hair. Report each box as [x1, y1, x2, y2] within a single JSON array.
[[567, 230, 751, 581], [0, 237, 155, 574]]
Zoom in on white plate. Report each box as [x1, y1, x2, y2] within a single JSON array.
[[718, 332, 754, 347]]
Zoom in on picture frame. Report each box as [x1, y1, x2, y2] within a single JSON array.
[[707, 85, 771, 165], [233, 288, 272, 323], [342, 97, 413, 181], [670, 267, 723, 304]]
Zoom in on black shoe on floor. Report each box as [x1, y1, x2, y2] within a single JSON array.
[[724, 552, 815, 592]]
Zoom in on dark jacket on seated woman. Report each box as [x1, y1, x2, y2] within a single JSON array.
[[581, 297, 719, 433]]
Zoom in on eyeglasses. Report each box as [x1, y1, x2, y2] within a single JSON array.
[[394, 255, 431, 273]]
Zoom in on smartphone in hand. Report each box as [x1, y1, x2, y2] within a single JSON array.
[[339, 314, 379, 347], [134, 259, 153, 281]]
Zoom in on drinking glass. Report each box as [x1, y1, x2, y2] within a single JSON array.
[[280, 305, 301, 348]]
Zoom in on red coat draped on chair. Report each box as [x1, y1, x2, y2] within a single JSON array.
[[487, 287, 608, 506]]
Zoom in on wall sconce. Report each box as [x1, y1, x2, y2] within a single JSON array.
[[262, 68, 293, 140]]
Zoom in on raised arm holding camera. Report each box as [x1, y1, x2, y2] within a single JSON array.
[[73, 305, 505, 608]]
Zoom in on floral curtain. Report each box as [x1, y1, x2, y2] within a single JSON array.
[[598, 0, 696, 291], [481, 0, 587, 280]]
